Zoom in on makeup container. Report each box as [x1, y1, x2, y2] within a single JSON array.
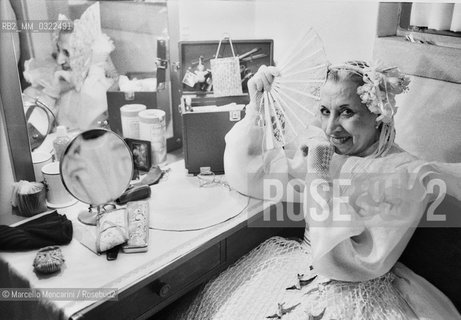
[[138, 109, 167, 165], [120, 104, 147, 139]]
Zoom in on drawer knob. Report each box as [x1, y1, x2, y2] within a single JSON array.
[[152, 281, 171, 298], [159, 283, 171, 298]]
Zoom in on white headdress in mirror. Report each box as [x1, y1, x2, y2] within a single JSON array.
[[54, 2, 114, 91]]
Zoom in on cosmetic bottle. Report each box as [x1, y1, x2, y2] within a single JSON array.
[[53, 126, 70, 162]]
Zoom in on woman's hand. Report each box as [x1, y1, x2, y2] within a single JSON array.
[[247, 65, 280, 113], [50, 70, 75, 95]]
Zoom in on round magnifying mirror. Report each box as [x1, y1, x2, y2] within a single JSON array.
[[60, 129, 133, 225], [22, 94, 55, 151]]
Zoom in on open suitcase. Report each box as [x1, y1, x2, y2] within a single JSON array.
[[178, 39, 274, 174]]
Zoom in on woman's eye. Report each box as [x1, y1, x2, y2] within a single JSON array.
[[58, 45, 70, 58], [341, 109, 354, 117], [320, 107, 330, 116]]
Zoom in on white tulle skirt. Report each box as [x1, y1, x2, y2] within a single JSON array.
[[164, 236, 461, 320]]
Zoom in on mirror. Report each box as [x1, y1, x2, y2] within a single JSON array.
[[60, 129, 133, 224], [23, 94, 56, 150], [2, 0, 182, 183]]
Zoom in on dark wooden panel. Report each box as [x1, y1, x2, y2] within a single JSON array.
[[400, 195, 461, 312]]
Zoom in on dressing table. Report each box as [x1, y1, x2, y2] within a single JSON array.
[[0, 154, 304, 320]]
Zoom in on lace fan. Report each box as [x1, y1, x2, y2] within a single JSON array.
[[259, 28, 329, 150]]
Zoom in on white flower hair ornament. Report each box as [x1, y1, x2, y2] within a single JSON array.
[[329, 61, 410, 123], [328, 61, 411, 157], [356, 63, 410, 124]]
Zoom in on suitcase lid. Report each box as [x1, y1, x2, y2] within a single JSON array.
[[178, 39, 274, 97]]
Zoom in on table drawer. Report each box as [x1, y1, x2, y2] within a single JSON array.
[[79, 242, 223, 320]]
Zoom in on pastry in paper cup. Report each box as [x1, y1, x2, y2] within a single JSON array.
[[33, 246, 65, 274], [97, 225, 128, 252], [96, 208, 129, 253]]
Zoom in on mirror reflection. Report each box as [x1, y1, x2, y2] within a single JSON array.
[[60, 129, 133, 206], [15, 0, 175, 153], [22, 2, 118, 132]]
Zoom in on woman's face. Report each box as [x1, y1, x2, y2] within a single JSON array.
[[319, 79, 379, 156], [56, 32, 72, 71]]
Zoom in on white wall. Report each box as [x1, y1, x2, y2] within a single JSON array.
[[178, 0, 256, 40], [177, 0, 379, 64], [254, 1, 379, 64], [24, 0, 56, 60]]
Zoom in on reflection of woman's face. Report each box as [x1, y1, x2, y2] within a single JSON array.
[[319, 79, 379, 156], [56, 32, 72, 71]]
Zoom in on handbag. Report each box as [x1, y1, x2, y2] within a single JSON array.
[[210, 37, 243, 97]]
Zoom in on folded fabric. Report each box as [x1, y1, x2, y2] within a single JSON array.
[[0, 212, 73, 251]]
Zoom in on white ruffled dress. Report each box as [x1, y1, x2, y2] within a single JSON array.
[[170, 108, 461, 320]]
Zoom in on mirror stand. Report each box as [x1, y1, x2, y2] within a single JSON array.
[[78, 205, 103, 226], [61, 129, 133, 230]]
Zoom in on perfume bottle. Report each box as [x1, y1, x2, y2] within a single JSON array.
[[53, 126, 70, 162]]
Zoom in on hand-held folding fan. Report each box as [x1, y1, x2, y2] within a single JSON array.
[[257, 28, 329, 150]]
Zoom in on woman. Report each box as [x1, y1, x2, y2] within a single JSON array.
[[23, 2, 117, 131], [169, 61, 461, 319]]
